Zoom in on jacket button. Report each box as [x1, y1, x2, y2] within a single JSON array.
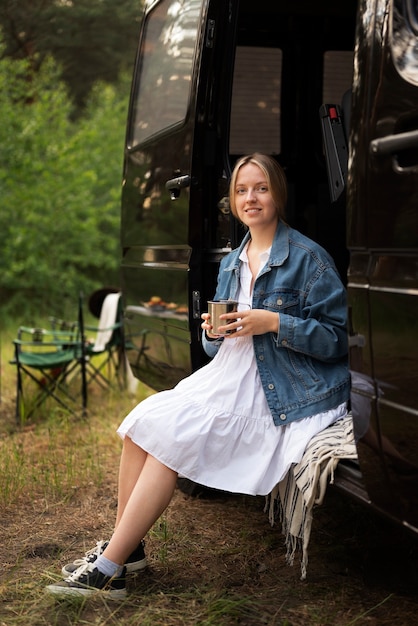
[[277, 298, 283, 306], [259, 355, 264, 361], [279, 414, 286, 421], [281, 339, 288, 346], [268, 383, 274, 390]]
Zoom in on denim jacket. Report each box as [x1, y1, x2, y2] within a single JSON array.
[[202, 222, 350, 426]]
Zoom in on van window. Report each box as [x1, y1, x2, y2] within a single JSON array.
[[229, 47, 282, 156], [392, 0, 418, 86], [322, 50, 354, 104], [130, 0, 202, 147], [405, 0, 418, 34]]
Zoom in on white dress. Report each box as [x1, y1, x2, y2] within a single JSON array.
[[117, 246, 346, 496]]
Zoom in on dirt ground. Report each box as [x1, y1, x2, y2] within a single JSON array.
[[1, 386, 418, 625], [2, 472, 418, 624]]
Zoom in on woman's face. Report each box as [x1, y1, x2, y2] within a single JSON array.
[[234, 162, 279, 230]]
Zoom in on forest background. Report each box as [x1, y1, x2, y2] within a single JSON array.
[[0, 0, 145, 321]]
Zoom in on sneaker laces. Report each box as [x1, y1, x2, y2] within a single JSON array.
[[70, 540, 107, 569], [66, 560, 96, 583]]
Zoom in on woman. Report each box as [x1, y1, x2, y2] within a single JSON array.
[[46, 153, 350, 599]]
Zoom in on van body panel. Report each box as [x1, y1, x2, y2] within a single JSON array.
[[348, 0, 418, 528]]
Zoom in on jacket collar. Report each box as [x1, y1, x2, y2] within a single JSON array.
[[224, 221, 290, 272]]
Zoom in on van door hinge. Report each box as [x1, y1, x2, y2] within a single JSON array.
[[206, 19, 215, 48]]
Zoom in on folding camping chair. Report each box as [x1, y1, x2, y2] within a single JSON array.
[[12, 319, 87, 423], [82, 290, 126, 391]]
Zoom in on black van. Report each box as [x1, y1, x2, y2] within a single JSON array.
[[120, 0, 418, 534]]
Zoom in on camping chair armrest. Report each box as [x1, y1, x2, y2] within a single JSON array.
[[48, 316, 78, 331], [17, 326, 80, 339], [13, 338, 81, 348], [84, 321, 122, 332]]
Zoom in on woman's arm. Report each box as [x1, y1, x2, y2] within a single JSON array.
[[277, 267, 348, 361]]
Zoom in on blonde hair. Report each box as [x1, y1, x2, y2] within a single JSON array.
[[229, 153, 287, 223]]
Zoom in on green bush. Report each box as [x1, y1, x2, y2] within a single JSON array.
[[0, 48, 129, 321]]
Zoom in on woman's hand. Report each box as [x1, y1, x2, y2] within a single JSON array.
[[201, 309, 279, 337], [201, 313, 221, 339]]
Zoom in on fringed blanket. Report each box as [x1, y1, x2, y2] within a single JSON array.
[[265, 414, 358, 580]]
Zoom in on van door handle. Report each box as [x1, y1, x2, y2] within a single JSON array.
[[370, 129, 418, 156], [165, 174, 191, 200]]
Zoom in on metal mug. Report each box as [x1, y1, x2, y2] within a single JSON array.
[[207, 300, 238, 335]]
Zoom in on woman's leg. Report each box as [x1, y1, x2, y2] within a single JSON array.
[[104, 451, 178, 565], [114, 436, 148, 527], [45, 439, 178, 596]]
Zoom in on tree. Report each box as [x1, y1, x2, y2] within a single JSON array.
[[0, 46, 131, 318], [0, 0, 143, 109]]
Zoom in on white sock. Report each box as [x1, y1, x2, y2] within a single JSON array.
[[95, 555, 123, 577]]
